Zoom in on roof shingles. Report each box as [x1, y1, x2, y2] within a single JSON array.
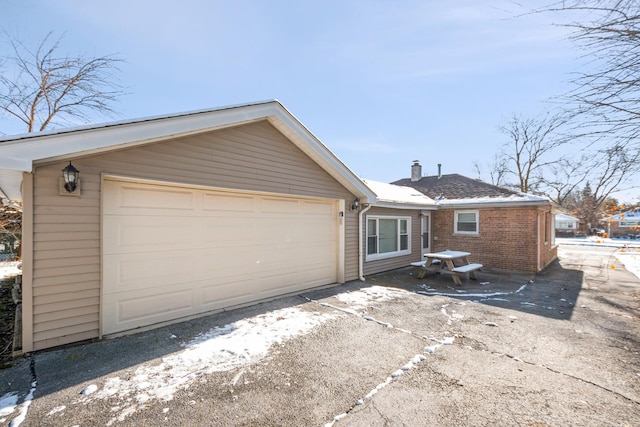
[[392, 174, 520, 200]]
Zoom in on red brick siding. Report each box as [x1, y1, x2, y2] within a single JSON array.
[[431, 206, 557, 273]]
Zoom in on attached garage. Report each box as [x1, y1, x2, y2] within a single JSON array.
[[102, 178, 341, 334], [0, 100, 376, 352]]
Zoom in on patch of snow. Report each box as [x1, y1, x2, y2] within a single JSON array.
[[8, 381, 36, 427], [80, 384, 98, 395], [0, 261, 21, 279], [616, 252, 640, 280], [417, 282, 528, 299], [77, 306, 337, 424], [0, 393, 18, 418], [46, 406, 66, 416], [362, 179, 436, 206], [335, 286, 411, 309]]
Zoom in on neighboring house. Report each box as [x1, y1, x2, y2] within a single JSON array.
[[392, 161, 559, 273], [603, 210, 640, 237], [555, 213, 580, 236], [0, 101, 380, 353]]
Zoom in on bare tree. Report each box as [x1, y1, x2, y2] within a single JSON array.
[[541, 1, 640, 149], [588, 143, 640, 206], [539, 155, 588, 205], [498, 111, 569, 193], [474, 153, 509, 187], [0, 32, 124, 133]]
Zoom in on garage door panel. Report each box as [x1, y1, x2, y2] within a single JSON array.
[[104, 253, 196, 292], [103, 287, 194, 333], [201, 279, 255, 306], [260, 197, 300, 214], [103, 216, 195, 253], [102, 179, 339, 335], [202, 192, 255, 212], [103, 181, 196, 214]]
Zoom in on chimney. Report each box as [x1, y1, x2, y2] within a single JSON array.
[[437, 163, 442, 180], [411, 160, 422, 182]]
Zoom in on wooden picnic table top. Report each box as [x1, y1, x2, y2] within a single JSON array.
[[423, 250, 471, 259]]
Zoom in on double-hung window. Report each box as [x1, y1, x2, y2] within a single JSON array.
[[366, 216, 411, 260], [454, 210, 479, 235]]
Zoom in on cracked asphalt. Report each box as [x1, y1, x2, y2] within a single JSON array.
[[1, 244, 639, 426]]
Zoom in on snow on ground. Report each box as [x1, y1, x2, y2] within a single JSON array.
[[1, 240, 639, 425], [0, 261, 20, 280], [557, 236, 640, 280]]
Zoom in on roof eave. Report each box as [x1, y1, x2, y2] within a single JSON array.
[[437, 200, 552, 209], [0, 100, 376, 203], [372, 200, 437, 210]]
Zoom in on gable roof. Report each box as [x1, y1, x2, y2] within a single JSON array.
[[0, 100, 376, 203], [555, 213, 580, 222], [362, 179, 436, 209], [392, 174, 552, 208], [605, 209, 640, 221]]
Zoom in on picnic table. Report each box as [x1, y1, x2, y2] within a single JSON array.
[[414, 250, 483, 285]]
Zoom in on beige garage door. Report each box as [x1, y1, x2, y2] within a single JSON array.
[[102, 179, 339, 334]]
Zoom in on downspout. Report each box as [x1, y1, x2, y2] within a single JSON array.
[[537, 212, 541, 271], [358, 204, 372, 281]]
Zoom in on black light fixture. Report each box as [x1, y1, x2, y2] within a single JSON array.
[[62, 162, 80, 193], [350, 197, 360, 211]]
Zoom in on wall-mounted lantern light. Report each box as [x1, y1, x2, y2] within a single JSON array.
[[350, 197, 360, 211], [62, 162, 80, 193]]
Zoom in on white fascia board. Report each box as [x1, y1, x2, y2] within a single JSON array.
[[372, 202, 437, 210], [267, 104, 377, 203], [0, 100, 377, 203], [0, 169, 24, 201], [22, 103, 276, 166], [437, 200, 551, 209]]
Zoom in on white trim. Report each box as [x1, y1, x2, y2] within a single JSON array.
[[421, 212, 431, 258], [454, 209, 479, 236], [365, 215, 412, 261], [0, 100, 377, 204], [20, 172, 33, 353], [358, 204, 373, 280]]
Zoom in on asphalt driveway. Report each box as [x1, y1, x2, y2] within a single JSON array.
[[1, 244, 639, 426]]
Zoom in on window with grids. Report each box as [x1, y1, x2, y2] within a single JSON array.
[[454, 210, 479, 235], [366, 216, 411, 260]]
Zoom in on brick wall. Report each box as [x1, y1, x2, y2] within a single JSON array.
[[431, 206, 557, 273]]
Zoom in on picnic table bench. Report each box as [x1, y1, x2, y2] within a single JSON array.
[[413, 250, 482, 285]]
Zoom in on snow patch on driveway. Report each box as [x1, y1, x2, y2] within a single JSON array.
[[73, 307, 338, 425]]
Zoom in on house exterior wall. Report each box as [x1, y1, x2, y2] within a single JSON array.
[[28, 120, 358, 351], [538, 209, 558, 271], [605, 218, 640, 237], [430, 206, 556, 273], [362, 206, 422, 276]]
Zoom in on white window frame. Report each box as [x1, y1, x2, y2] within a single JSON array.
[[366, 215, 411, 261], [454, 210, 479, 235]]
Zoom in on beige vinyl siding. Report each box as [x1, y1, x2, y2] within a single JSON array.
[[363, 207, 422, 276], [30, 119, 358, 351]]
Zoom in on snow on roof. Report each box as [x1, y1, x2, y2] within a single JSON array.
[[606, 209, 640, 221], [362, 179, 436, 207], [434, 192, 551, 207], [555, 213, 580, 222]]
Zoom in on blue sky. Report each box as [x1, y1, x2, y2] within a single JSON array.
[[2, 1, 611, 196]]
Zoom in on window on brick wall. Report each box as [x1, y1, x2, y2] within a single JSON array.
[[454, 210, 479, 235], [545, 212, 551, 243]]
